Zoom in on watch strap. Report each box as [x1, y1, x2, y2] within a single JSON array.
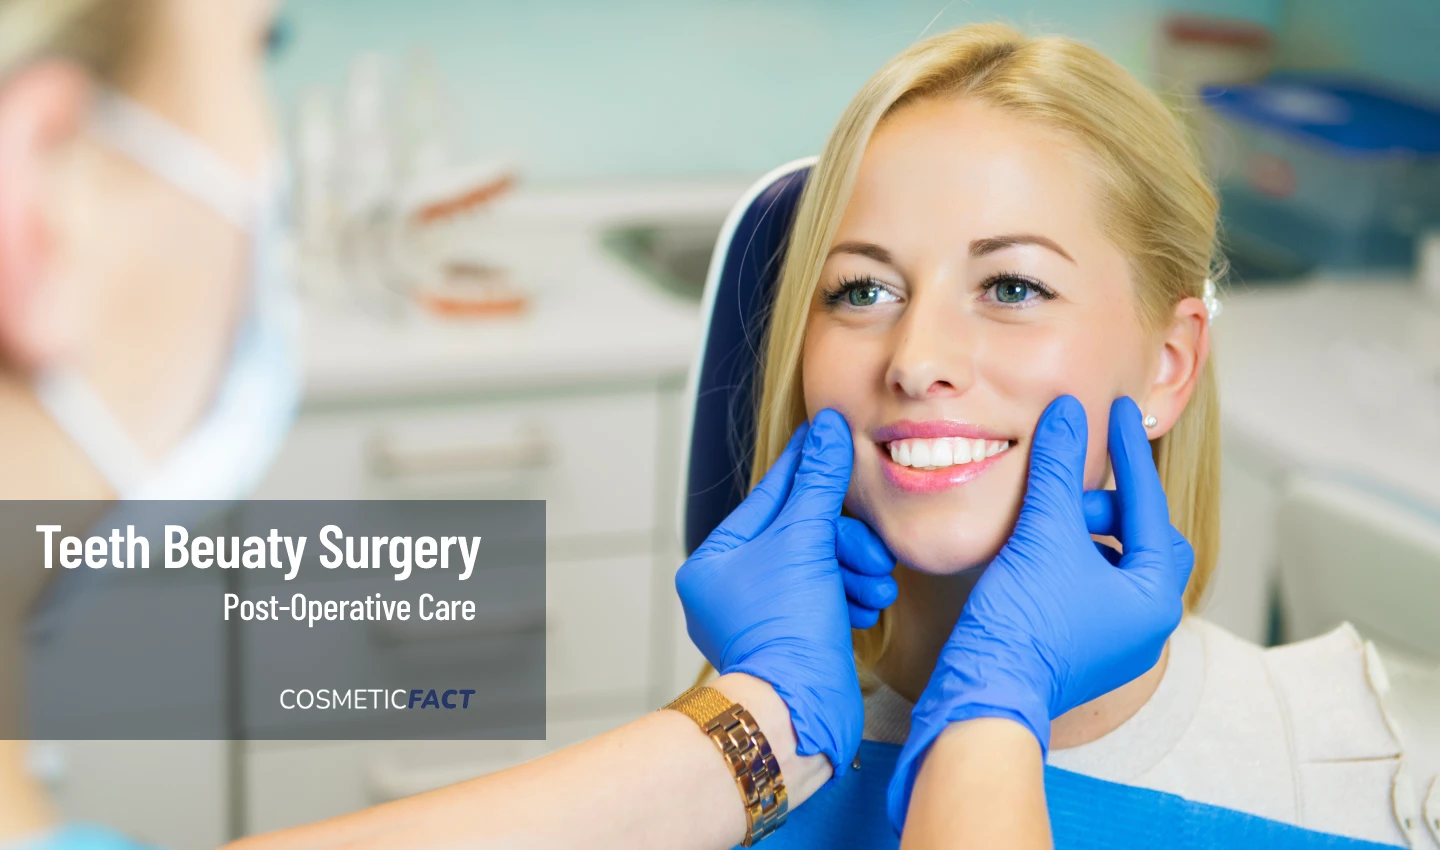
[[664, 684, 789, 846]]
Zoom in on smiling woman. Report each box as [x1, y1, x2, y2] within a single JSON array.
[[801, 91, 1208, 580], [745, 22, 1429, 847]]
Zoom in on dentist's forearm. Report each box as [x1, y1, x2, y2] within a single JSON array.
[[226, 672, 833, 850], [900, 718, 1051, 850]]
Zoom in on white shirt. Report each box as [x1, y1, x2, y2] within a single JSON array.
[[862, 617, 1440, 848]]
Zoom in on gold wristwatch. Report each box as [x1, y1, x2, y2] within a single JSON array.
[[663, 684, 789, 846]]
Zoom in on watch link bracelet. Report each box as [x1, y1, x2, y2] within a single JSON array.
[[663, 684, 789, 846]]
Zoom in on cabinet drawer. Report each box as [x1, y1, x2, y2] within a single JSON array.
[[241, 553, 656, 833], [252, 389, 660, 541], [548, 554, 654, 701], [233, 553, 652, 737]]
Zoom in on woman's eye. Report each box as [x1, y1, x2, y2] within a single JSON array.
[[824, 278, 900, 309], [847, 283, 885, 307], [981, 274, 1055, 306], [994, 280, 1030, 303]]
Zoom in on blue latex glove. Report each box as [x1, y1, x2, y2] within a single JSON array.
[[886, 395, 1196, 832], [839, 515, 899, 629], [676, 409, 895, 778]]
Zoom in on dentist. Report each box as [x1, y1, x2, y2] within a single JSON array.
[[1, 0, 297, 846], [0, 1, 1190, 848]]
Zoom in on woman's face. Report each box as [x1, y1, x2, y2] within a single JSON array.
[[802, 97, 1157, 574]]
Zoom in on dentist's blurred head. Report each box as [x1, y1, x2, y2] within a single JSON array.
[[0, 0, 290, 499]]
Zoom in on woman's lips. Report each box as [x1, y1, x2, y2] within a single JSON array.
[[872, 420, 1016, 494], [872, 420, 1011, 442]]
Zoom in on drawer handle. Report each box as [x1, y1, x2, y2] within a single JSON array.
[[366, 429, 553, 480]]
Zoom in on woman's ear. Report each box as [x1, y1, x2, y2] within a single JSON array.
[[0, 60, 91, 370], [1139, 296, 1210, 439]]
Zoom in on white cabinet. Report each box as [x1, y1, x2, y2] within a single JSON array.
[[243, 581, 660, 834], [251, 389, 662, 541], [234, 382, 690, 838], [1197, 449, 1282, 645]]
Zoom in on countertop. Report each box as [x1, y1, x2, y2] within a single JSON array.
[[295, 179, 752, 404], [1214, 276, 1440, 511]]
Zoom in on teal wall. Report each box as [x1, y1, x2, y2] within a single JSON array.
[[269, 0, 1279, 182], [1272, 0, 1440, 101]]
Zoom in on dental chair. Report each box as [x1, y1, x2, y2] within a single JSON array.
[[681, 158, 814, 554], [1276, 472, 1440, 802]]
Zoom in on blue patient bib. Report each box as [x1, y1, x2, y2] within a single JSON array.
[[750, 740, 1401, 849]]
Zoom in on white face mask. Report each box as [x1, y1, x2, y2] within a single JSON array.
[[33, 88, 303, 502]]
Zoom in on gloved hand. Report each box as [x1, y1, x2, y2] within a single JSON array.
[[676, 409, 895, 779], [886, 395, 1195, 831], [839, 515, 899, 629]]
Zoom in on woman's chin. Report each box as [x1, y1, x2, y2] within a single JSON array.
[[845, 491, 1015, 575], [876, 522, 1006, 576]]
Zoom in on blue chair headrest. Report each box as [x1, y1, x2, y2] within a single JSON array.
[[681, 158, 814, 555]]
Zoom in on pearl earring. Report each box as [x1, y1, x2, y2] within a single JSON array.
[[1143, 414, 1158, 428]]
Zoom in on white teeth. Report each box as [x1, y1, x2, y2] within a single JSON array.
[[885, 437, 1011, 470]]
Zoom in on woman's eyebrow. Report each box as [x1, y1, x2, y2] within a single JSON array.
[[827, 240, 894, 265], [970, 233, 1076, 264]]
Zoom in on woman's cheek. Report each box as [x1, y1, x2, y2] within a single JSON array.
[[801, 326, 850, 422], [984, 328, 1116, 488], [802, 324, 888, 521]]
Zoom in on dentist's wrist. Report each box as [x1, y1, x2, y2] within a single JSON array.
[[711, 673, 836, 805], [726, 653, 864, 785], [936, 703, 1049, 756], [888, 664, 1052, 832], [930, 625, 1056, 753]]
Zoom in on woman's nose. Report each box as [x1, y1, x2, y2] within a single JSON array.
[[885, 299, 975, 400]]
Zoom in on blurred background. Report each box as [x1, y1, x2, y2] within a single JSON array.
[[45, 1, 1440, 847]]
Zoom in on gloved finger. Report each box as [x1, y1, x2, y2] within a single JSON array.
[[1094, 539, 1122, 567], [848, 601, 880, 630], [1107, 397, 1176, 568], [842, 567, 897, 612], [1083, 488, 1118, 538], [778, 409, 855, 524], [1086, 486, 1195, 583], [1017, 395, 1089, 527], [838, 517, 897, 613], [1170, 525, 1196, 592], [710, 422, 810, 548], [837, 517, 896, 577]]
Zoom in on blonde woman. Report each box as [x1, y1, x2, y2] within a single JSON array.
[[748, 21, 1428, 849]]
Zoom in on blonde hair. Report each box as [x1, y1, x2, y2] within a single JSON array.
[[0, 0, 152, 82], [747, 23, 1223, 684]]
